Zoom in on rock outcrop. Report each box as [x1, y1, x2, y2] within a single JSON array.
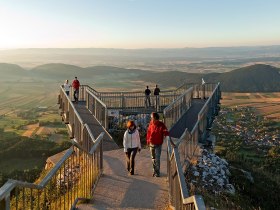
[[185, 149, 235, 195]]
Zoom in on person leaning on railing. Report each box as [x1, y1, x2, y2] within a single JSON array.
[[123, 120, 141, 175], [147, 112, 169, 177]]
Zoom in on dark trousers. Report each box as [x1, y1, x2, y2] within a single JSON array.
[[145, 95, 151, 107], [73, 89, 79, 102], [125, 147, 138, 175]]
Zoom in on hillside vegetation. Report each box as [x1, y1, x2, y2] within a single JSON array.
[[1, 63, 280, 92]]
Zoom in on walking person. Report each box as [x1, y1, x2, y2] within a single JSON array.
[[154, 84, 160, 111], [147, 112, 169, 177], [63, 79, 71, 96], [72, 76, 80, 103], [123, 120, 141, 175], [144, 86, 151, 108]]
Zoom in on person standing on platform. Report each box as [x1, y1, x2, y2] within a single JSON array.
[[144, 86, 151, 108], [72, 76, 80, 103], [63, 79, 71, 96], [154, 84, 160, 111], [146, 112, 169, 177], [123, 120, 141, 175]]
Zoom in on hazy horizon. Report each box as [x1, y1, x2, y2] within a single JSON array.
[[1, 0, 280, 49]]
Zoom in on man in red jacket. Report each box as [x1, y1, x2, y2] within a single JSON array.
[[72, 76, 80, 103], [147, 112, 169, 177]]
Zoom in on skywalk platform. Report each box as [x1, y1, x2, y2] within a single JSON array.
[[73, 98, 207, 209]]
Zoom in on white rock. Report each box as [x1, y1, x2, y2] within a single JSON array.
[[225, 169, 230, 176], [217, 178, 224, 186], [210, 167, 217, 175], [193, 171, 200, 177], [220, 158, 229, 165], [225, 184, 235, 195]]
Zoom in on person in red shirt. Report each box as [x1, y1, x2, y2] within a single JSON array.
[[146, 112, 169, 177], [72, 76, 80, 103]]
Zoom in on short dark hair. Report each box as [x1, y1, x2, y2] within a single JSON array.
[[146, 86, 149, 88], [151, 112, 159, 120]]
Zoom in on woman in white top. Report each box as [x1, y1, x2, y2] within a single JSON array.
[[123, 120, 141, 175], [63, 79, 71, 96]]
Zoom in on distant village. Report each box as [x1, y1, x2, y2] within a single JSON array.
[[214, 107, 280, 148]]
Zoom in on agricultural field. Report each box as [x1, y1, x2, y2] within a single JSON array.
[[0, 81, 60, 114], [0, 81, 70, 186], [222, 92, 280, 121]]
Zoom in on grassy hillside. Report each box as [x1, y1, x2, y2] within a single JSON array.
[[1, 63, 280, 92], [0, 63, 28, 81], [206, 64, 280, 92]]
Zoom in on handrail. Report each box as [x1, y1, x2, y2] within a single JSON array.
[[165, 83, 220, 210], [0, 132, 104, 209], [163, 87, 193, 130], [164, 87, 193, 112], [86, 88, 107, 108], [166, 137, 206, 210], [198, 83, 220, 118], [60, 85, 84, 125]]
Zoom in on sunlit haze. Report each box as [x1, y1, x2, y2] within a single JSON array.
[[0, 0, 280, 49]]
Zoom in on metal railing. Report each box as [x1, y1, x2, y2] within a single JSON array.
[[165, 83, 221, 210], [197, 83, 221, 143], [94, 87, 191, 111], [166, 137, 206, 210], [0, 85, 106, 210], [59, 86, 97, 152], [163, 87, 193, 130], [0, 132, 104, 210], [86, 88, 108, 129]]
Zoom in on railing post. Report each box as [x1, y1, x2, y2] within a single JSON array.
[[86, 90, 89, 109], [104, 107, 108, 130], [65, 111, 69, 123], [5, 196, 10, 210], [202, 83, 205, 99], [94, 98, 97, 117], [57, 94, 61, 105], [121, 93, 125, 109]]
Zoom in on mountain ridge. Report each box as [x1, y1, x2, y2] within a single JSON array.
[[1, 63, 279, 92]]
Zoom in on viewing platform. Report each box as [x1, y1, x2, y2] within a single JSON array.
[[0, 82, 221, 210]]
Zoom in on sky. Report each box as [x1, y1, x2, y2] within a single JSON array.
[[0, 0, 279, 49]]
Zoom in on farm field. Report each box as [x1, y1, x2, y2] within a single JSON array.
[[0, 82, 59, 114], [222, 92, 280, 121]]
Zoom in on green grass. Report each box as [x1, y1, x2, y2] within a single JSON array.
[[0, 158, 46, 174]]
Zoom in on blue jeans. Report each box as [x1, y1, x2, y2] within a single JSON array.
[[149, 144, 162, 176], [154, 95, 160, 111]]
